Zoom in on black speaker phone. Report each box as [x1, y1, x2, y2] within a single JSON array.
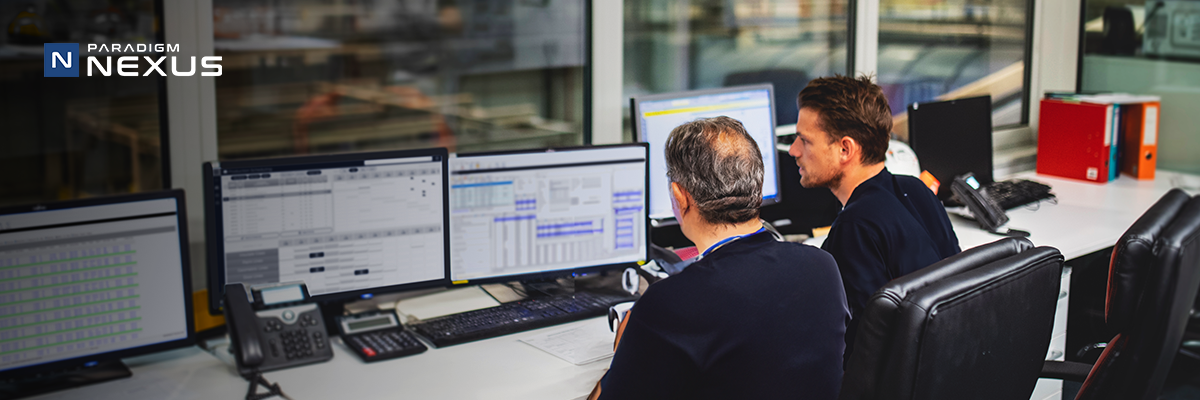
[[224, 282, 333, 377], [950, 173, 1028, 237]]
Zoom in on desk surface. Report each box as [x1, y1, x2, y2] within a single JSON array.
[[950, 170, 1199, 259], [31, 171, 1200, 400]]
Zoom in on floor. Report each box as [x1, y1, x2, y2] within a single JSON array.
[[1060, 353, 1200, 399]]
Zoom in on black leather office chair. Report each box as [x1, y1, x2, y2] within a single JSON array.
[[1041, 189, 1199, 400], [839, 237, 1064, 400]]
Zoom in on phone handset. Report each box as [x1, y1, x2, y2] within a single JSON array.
[[950, 173, 1029, 237], [223, 281, 332, 380], [224, 283, 265, 371]]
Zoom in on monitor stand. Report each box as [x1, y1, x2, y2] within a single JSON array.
[[0, 360, 132, 399], [519, 270, 628, 298], [520, 277, 576, 298]]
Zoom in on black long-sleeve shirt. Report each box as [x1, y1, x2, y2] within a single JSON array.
[[599, 232, 849, 400], [821, 168, 961, 361]]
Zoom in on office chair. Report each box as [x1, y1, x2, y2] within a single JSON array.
[[839, 237, 1064, 400], [1100, 6, 1138, 56], [1040, 189, 1199, 400]]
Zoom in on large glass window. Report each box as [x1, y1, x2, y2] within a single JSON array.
[[0, 1, 165, 206], [1079, 0, 1200, 175], [878, 0, 1031, 135], [212, 0, 587, 160], [623, 0, 851, 135]]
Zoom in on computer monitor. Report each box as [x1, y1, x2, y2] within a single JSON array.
[[447, 144, 649, 285], [907, 95, 995, 202], [0, 190, 194, 395], [631, 84, 782, 223], [203, 148, 450, 313]]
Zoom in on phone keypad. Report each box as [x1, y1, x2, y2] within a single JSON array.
[[281, 329, 314, 359]]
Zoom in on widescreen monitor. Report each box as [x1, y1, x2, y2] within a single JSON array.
[[448, 144, 649, 285], [0, 190, 194, 385], [203, 148, 450, 313], [631, 84, 782, 222]]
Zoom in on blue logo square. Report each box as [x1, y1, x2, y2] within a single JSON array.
[[44, 43, 80, 77]]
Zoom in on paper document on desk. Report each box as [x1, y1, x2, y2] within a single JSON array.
[[519, 324, 615, 365]]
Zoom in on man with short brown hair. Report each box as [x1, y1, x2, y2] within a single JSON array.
[[788, 75, 960, 362]]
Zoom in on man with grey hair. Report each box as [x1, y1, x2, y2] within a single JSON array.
[[590, 116, 849, 400]]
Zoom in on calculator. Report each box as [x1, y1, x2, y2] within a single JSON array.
[[336, 311, 428, 363]]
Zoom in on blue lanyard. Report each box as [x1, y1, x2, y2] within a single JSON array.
[[699, 227, 766, 258]]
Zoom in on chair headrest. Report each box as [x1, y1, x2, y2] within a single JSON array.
[[883, 237, 1033, 301], [1106, 189, 1191, 330]]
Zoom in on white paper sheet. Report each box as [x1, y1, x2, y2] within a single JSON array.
[[520, 324, 615, 366]]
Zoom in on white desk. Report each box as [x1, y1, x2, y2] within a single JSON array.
[[30, 171, 1200, 400], [29, 286, 613, 400], [951, 170, 1199, 259]]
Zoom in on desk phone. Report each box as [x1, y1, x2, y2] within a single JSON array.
[[224, 282, 333, 376]]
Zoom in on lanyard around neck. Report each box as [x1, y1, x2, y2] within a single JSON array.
[[699, 227, 766, 259]]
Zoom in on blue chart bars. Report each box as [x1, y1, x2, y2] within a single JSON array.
[[448, 145, 649, 283]]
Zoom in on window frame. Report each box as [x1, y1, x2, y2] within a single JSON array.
[[167, 0, 1072, 289]]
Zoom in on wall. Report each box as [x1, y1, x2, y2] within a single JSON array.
[[1082, 55, 1200, 175]]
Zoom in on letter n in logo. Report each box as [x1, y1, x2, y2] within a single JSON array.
[[44, 43, 80, 77]]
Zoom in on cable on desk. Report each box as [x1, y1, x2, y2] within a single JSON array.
[[244, 371, 293, 400], [197, 338, 239, 369], [1019, 196, 1058, 212], [502, 282, 530, 299]]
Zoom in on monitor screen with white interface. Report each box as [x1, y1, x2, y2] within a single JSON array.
[[203, 148, 450, 312], [448, 144, 649, 284], [632, 84, 781, 222], [0, 190, 194, 381]]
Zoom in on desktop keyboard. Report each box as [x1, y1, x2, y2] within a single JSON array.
[[408, 291, 638, 347], [946, 179, 1055, 210], [986, 179, 1055, 210]]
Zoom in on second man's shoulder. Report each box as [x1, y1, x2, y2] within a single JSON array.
[[893, 174, 940, 201], [762, 239, 840, 271]]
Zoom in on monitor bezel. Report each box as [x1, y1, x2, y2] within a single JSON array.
[[0, 189, 196, 379], [447, 143, 651, 287], [203, 148, 451, 314], [630, 83, 783, 225]]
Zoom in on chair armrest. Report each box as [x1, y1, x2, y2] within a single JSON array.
[[1041, 360, 1093, 382]]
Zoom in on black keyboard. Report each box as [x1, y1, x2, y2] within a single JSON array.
[[341, 328, 427, 363], [409, 291, 638, 348], [986, 179, 1055, 210]]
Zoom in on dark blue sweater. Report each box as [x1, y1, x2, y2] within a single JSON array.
[[599, 232, 849, 400], [821, 168, 960, 360]]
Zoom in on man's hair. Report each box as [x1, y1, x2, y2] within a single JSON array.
[[796, 74, 892, 165], [664, 116, 763, 225]]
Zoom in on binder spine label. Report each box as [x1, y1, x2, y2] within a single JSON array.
[[1103, 105, 1113, 146], [1145, 106, 1158, 146]]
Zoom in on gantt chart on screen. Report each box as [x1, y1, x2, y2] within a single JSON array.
[[449, 147, 648, 282]]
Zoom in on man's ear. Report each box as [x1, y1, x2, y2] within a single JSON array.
[[838, 135, 860, 165], [670, 182, 691, 215]]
